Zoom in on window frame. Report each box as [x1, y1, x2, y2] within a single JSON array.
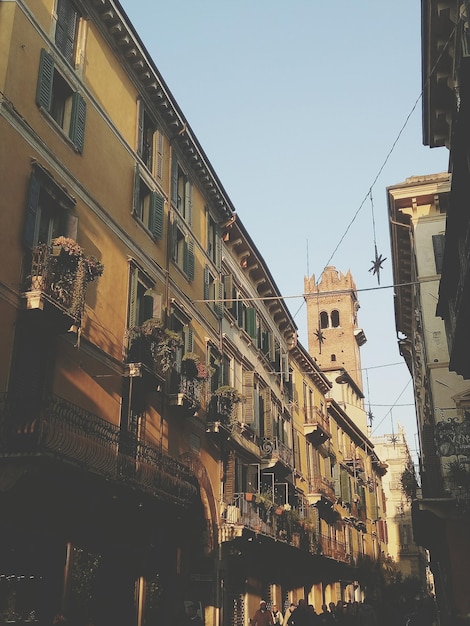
[[36, 49, 86, 153], [133, 165, 164, 240]]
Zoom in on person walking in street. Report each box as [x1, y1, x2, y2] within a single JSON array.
[[272, 605, 283, 625], [252, 601, 274, 626], [283, 603, 297, 626]]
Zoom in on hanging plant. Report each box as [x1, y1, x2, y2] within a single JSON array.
[[128, 320, 183, 373], [400, 464, 418, 501], [212, 385, 242, 422], [181, 352, 200, 379], [29, 237, 104, 322]]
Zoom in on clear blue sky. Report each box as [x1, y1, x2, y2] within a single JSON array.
[[119, 0, 449, 457]]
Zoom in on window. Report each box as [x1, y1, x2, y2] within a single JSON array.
[[331, 310, 340, 327], [133, 166, 164, 239], [55, 0, 80, 65], [207, 211, 221, 265], [320, 311, 329, 329], [36, 49, 86, 153], [171, 159, 192, 224], [23, 164, 77, 249], [170, 312, 193, 372], [204, 266, 223, 318], [137, 99, 159, 173], [128, 266, 161, 329], [432, 233, 445, 274], [172, 219, 195, 280]]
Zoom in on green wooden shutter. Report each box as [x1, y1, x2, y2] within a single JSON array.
[[432, 233, 445, 274], [263, 388, 273, 439], [149, 192, 164, 239], [69, 93, 86, 153], [24, 173, 41, 248], [215, 279, 224, 319], [245, 307, 257, 340], [36, 49, 54, 111], [215, 225, 222, 268], [242, 370, 254, 424], [55, 0, 77, 63], [133, 165, 140, 216], [171, 157, 178, 207], [128, 266, 139, 328], [185, 239, 195, 281]]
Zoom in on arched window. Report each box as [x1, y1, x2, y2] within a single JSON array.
[[331, 354, 336, 362], [320, 311, 329, 329], [331, 310, 340, 327]]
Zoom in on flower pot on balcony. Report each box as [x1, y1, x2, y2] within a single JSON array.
[[245, 492, 256, 502]]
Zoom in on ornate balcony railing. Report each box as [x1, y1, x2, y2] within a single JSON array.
[[308, 476, 336, 502], [260, 437, 294, 470], [220, 492, 318, 553], [319, 534, 350, 562], [23, 240, 103, 323], [0, 393, 198, 507], [303, 406, 331, 445]]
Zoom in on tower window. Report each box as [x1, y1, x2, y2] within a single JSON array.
[[320, 311, 329, 329], [331, 310, 340, 327], [331, 354, 336, 362]]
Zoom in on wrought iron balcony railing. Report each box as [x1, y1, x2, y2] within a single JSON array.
[[319, 534, 350, 562], [0, 393, 198, 507], [260, 436, 294, 469], [220, 492, 318, 553]]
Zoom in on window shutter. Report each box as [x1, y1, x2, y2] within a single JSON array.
[[171, 157, 178, 207], [340, 469, 351, 504], [56, 0, 77, 63], [137, 99, 144, 157], [36, 49, 54, 111], [225, 451, 236, 503], [294, 432, 301, 473], [268, 332, 275, 362], [204, 266, 210, 301], [263, 388, 273, 440], [133, 165, 140, 216], [156, 131, 163, 179], [149, 192, 164, 239], [215, 279, 224, 319], [186, 239, 195, 281], [64, 212, 78, 240], [171, 220, 178, 261], [242, 370, 254, 424], [332, 464, 341, 497], [24, 173, 41, 248], [144, 290, 162, 320], [69, 93, 86, 153], [184, 327, 194, 353], [245, 307, 257, 340], [215, 225, 222, 267], [185, 181, 193, 225], [223, 274, 233, 309], [432, 233, 445, 274], [128, 267, 139, 329]]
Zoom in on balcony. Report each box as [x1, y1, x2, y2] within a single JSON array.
[[0, 393, 198, 508], [260, 437, 294, 475], [319, 534, 350, 563], [303, 405, 331, 445], [22, 239, 103, 328], [220, 492, 318, 553], [168, 374, 208, 416], [307, 476, 336, 505]]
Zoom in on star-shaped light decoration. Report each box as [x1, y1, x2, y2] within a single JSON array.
[[314, 328, 325, 353], [369, 245, 387, 285], [389, 433, 398, 445], [367, 409, 374, 428]]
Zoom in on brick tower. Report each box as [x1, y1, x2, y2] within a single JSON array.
[[304, 266, 366, 392]]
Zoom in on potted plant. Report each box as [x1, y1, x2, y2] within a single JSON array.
[[212, 385, 242, 422], [127, 319, 183, 374], [181, 352, 200, 379]]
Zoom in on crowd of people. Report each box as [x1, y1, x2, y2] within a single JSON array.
[[251, 598, 378, 626]]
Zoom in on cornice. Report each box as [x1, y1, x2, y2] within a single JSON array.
[[87, 0, 234, 222]]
